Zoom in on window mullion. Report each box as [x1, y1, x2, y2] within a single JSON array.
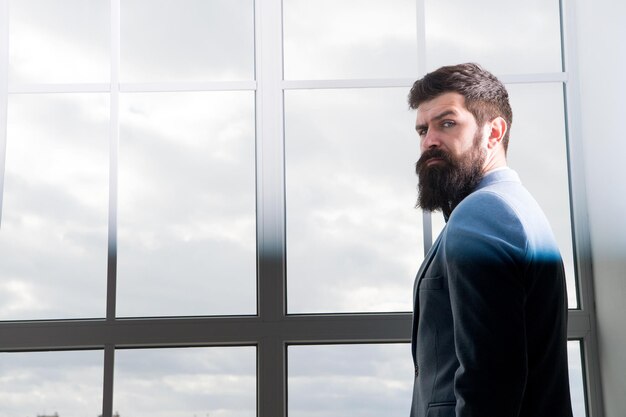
[[102, 0, 121, 416], [255, 0, 286, 322], [101, 344, 115, 417], [255, 0, 287, 415], [415, 0, 433, 255], [560, 0, 603, 415], [107, 0, 121, 323]]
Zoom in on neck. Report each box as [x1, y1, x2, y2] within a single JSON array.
[[482, 149, 507, 174]]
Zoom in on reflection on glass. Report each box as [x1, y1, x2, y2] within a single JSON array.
[[9, 0, 110, 83], [0, 350, 103, 416], [568, 340, 588, 417], [114, 347, 256, 417], [0, 94, 109, 320], [117, 91, 256, 317], [121, 0, 254, 82], [285, 88, 421, 314], [283, 0, 418, 80], [425, 0, 562, 74], [288, 344, 412, 417], [506, 83, 577, 308]]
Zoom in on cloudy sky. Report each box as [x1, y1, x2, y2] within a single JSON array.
[[0, 0, 585, 416]]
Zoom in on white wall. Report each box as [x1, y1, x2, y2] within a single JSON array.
[[573, 0, 626, 415]]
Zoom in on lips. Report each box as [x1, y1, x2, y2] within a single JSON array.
[[426, 157, 444, 166]]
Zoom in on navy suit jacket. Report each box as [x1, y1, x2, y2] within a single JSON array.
[[410, 168, 573, 417]]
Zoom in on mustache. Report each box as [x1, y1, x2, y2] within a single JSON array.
[[415, 149, 454, 173]]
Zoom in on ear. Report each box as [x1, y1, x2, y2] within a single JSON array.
[[486, 116, 507, 149]]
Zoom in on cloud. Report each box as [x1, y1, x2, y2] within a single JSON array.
[[0, 350, 103, 417], [285, 87, 423, 313], [424, 0, 562, 74], [113, 347, 256, 417], [115, 91, 257, 317], [283, 0, 418, 79], [288, 344, 413, 417], [1, 94, 109, 319], [120, 0, 254, 82], [9, 0, 110, 83]]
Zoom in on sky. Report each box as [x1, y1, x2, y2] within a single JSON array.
[[0, 0, 585, 416]]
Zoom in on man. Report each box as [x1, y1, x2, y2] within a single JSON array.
[[408, 63, 573, 417]]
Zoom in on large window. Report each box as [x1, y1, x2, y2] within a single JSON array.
[[0, 1, 601, 416]]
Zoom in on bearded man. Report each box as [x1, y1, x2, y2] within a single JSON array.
[[408, 63, 574, 417]]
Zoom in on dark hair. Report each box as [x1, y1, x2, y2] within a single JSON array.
[[408, 63, 513, 152]]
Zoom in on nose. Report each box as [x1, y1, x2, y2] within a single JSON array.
[[421, 129, 440, 151]]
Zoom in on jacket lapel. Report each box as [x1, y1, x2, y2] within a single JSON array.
[[415, 227, 445, 293], [411, 228, 445, 366]]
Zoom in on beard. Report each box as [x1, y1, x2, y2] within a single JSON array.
[[415, 132, 486, 219]]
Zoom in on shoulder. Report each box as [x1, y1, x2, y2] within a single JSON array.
[[449, 188, 524, 233], [444, 188, 528, 258]]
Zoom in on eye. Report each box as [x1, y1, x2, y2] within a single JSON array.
[[442, 120, 456, 128], [417, 128, 427, 137]]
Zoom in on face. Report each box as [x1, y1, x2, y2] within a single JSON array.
[[415, 92, 486, 161], [414, 92, 488, 216]]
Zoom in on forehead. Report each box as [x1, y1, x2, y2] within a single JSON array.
[[415, 92, 470, 123]]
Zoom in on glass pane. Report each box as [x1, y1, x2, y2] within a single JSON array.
[[425, 0, 562, 74], [506, 83, 577, 308], [121, 0, 255, 82], [285, 88, 422, 314], [117, 91, 256, 317], [283, 0, 418, 80], [568, 340, 588, 417], [0, 350, 103, 417], [9, 0, 110, 83], [288, 344, 412, 417], [431, 210, 446, 244], [1, 94, 109, 320], [114, 347, 256, 417]]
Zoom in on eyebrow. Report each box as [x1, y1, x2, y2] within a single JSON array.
[[415, 109, 458, 132]]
